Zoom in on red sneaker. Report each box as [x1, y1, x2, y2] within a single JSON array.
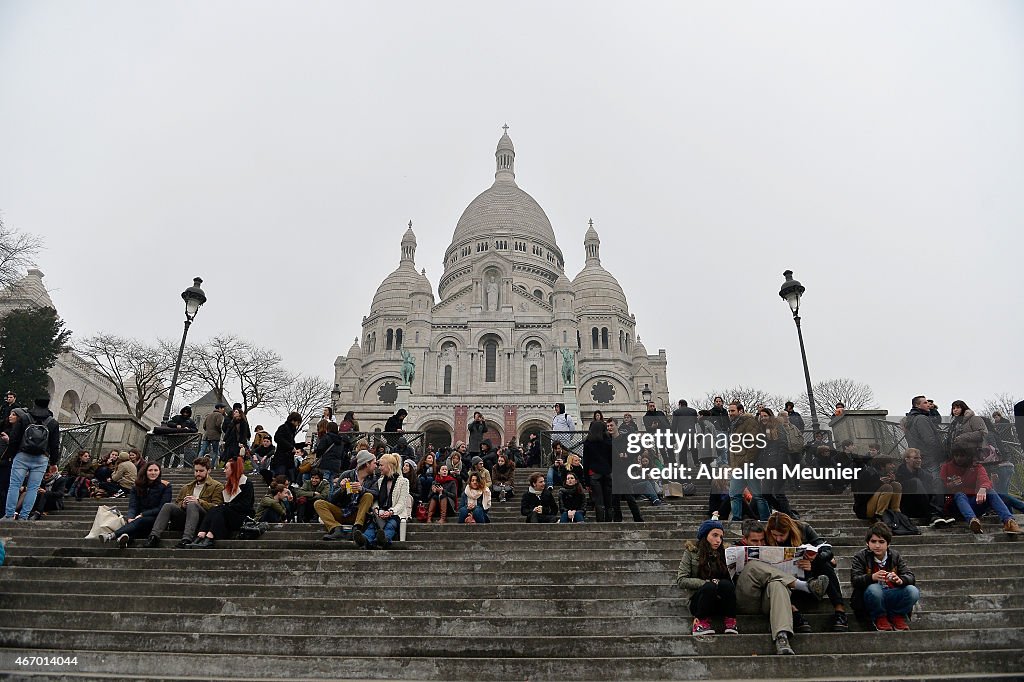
[[874, 615, 894, 631], [890, 614, 910, 631]]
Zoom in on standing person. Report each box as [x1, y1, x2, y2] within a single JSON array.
[[384, 409, 407, 448], [4, 398, 60, 520], [222, 407, 251, 466], [0, 390, 15, 426], [607, 418, 644, 523], [315, 422, 346, 498], [728, 401, 769, 522], [619, 413, 639, 436], [146, 457, 224, 548], [904, 396, 945, 474], [850, 523, 920, 631], [757, 408, 796, 518], [583, 418, 613, 522], [708, 397, 730, 434], [0, 408, 17, 513], [467, 411, 487, 458], [190, 456, 254, 548], [551, 403, 576, 461], [643, 402, 671, 464], [271, 412, 302, 482], [675, 519, 738, 637], [946, 400, 987, 455], [525, 433, 541, 467], [783, 401, 805, 433], [101, 461, 172, 548], [672, 400, 699, 467], [199, 404, 226, 469]]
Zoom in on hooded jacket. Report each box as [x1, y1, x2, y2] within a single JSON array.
[[110, 453, 138, 490], [947, 409, 987, 452]]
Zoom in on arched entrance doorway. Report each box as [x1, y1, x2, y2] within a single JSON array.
[[421, 421, 453, 453], [481, 420, 503, 450]]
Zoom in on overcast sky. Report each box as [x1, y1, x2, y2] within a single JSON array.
[[1, 1, 1021, 427]]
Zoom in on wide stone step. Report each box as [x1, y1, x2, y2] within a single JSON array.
[[3, 626, 1023, 659], [0, 647, 1020, 680]]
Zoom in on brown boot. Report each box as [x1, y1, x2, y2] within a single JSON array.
[[1004, 518, 1021, 535], [426, 499, 438, 523], [438, 498, 448, 524]]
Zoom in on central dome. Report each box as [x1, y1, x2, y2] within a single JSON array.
[[447, 130, 559, 251], [451, 182, 558, 247]]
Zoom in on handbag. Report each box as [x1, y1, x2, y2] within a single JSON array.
[[415, 501, 429, 522], [297, 455, 316, 475], [84, 505, 125, 539], [238, 520, 268, 540]]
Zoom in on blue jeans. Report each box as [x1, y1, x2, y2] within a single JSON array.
[[320, 470, 337, 498], [458, 505, 489, 524], [953, 492, 1013, 523], [560, 510, 585, 523], [198, 440, 221, 469], [5, 452, 49, 519], [729, 474, 769, 521], [863, 583, 920, 618], [362, 517, 399, 545]]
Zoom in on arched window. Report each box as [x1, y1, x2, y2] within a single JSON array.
[[591, 327, 599, 349], [485, 340, 497, 382], [443, 365, 453, 395], [529, 365, 538, 394], [395, 329, 403, 350], [625, 334, 631, 352], [533, 288, 543, 300], [601, 327, 609, 349], [386, 329, 394, 350]]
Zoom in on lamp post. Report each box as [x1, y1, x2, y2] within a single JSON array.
[[779, 270, 820, 433], [641, 384, 653, 405], [162, 277, 207, 423]]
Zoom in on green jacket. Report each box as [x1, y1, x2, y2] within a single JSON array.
[[674, 541, 705, 595], [175, 478, 225, 512], [297, 479, 329, 501], [254, 495, 286, 522]]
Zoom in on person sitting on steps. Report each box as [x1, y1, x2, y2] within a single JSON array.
[[355, 453, 410, 550], [675, 519, 738, 637], [459, 472, 491, 524], [491, 451, 516, 503], [145, 457, 224, 548], [294, 469, 330, 523], [100, 461, 172, 549], [850, 522, 920, 631], [189, 456, 254, 549], [521, 472, 559, 523], [425, 464, 458, 523], [941, 444, 1021, 535], [255, 483, 292, 523], [316, 449, 378, 541], [558, 472, 586, 523]]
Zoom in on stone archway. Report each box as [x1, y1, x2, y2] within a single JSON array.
[[420, 420, 453, 452]]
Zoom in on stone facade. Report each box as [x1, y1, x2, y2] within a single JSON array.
[[331, 131, 670, 448], [0, 269, 165, 427]]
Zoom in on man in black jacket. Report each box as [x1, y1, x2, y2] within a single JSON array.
[[708, 397, 730, 433], [384, 409, 407, 448], [896, 447, 952, 526], [784, 401, 805, 433], [316, 450, 379, 541], [904, 396, 944, 473], [671, 399, 699, 467], [0, 391, 15, 426], [520, 472, 558, 523], [4, 397, 61, 520]]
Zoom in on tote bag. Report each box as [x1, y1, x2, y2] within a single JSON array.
[[84, 505, 125, 539]]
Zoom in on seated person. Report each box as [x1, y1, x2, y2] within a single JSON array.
[[356, 453, 410, 549], [765, 511, 848, 632], [479, 439, 497, 471], [316, 450, 379, 541], [520, 472, 558, 523], [26, 466, 66, 520], [635, 452, 663, 506], [850, 522, 920, 631], [190, 456, 255, 549], [63, 450, 96, 501], [491, 452, 516, 503], [425, 464, 458, 523], [852, 453, 902, 521], [90, 451, 119, 495], [465, 456, 492, 490], [896, 447, 952, 526], [100, 461, 172, 548], [295, 470, 330, 522], [732, 519, 829, 655], [675, 519, 737, 637], [804, 444, 852, 494], [941, 444, 1021, 535], [97, 451, 137, 498], [255, 483, 292, 523], [546, 449, 567, 488], [416, 453, 437, 498], [145, 457, 224, 548], [558, 472, 586, 523], [458, 472, 491, 524], [401, 460, 420, 505]]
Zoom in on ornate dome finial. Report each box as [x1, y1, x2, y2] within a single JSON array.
[[495, 125, 515, 183], [584, 219, 601, 264], [401, 221, 417, 262]]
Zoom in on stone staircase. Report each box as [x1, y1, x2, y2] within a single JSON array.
[[1, 467, 1023, 680]]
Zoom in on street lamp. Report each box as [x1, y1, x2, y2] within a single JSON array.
[[641, 384, 652, 405], [779, 270, 819, 432], [162, 277, 207, 423]]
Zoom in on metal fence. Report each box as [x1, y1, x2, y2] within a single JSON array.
[[57, 421, 108, 469], [144, 431, 202, 469]]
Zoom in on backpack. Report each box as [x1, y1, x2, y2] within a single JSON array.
[[881, 509, 921, 536], [783, 424, 804, 455], [15, 409, 53, 456]]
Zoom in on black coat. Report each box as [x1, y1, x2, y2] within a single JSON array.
[[384, 415, 404, 433], [272, 422, 297, 468], [583, 435, 613, 476], [671, 406, 698, 436], [315, 432, 347, 472], [222, 418, 251, 457], [559, 487, 586, 512], [127, 481, 173, 518], [521, 487, 558, 518], [219, 479, 255, 521]]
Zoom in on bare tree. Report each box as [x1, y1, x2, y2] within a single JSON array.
[[74, 334, 176, 420], [983, 393, 1018, 421], [232, 343, 291, 413], [796, 378, 876, 419], [180, 334, 244, 403], [0, 216, 44, 290], [280, 375, 332, 432], [696, 387, 789, 413]]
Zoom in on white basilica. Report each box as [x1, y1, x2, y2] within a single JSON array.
[[332, 129, 669, 448]]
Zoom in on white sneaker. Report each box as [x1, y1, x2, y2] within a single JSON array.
[[98, 532, 114, 543]]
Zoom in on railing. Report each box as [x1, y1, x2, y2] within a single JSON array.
[[58, 421, 108, 468], [540, 431, 587, 465], [144, 431, 202, 469]]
